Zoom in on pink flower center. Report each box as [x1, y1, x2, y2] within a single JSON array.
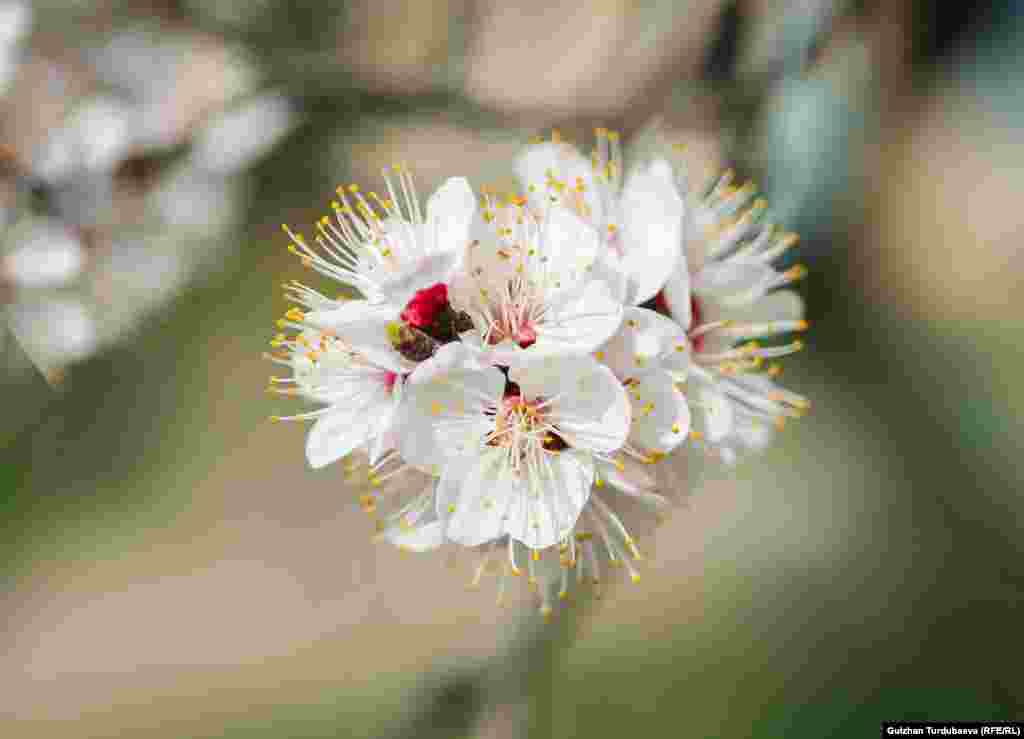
[[514, 324, 537, 349], [400, 283, 449, 329], [383, 371, 398, 392]]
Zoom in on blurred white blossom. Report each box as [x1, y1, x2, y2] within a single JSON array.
[[1, 19, 298, 385]]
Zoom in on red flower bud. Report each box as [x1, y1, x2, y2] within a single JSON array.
[[400, 283, 449, 328]]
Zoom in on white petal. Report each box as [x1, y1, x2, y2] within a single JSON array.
[[306, 301, 407, 373], [426, 177, 476, 254], [443, 448, 593, 550], [589, 250, 630, 304], [596, 457, 657, 497], [597, 307, 689, 380], [508, 450, 593, 549], [692, 259, 774, 302], [699, 384, 734, 442], [384, 485, 446, 552], [194, 93, 296, 175], [439, 449, 513, 547], [367, 396, 401, 465], [515, 141, 602, 225], [396, 360, 505, 472], [537, 204, 600, 289], [385, 520, 446, 551], [646, 158, 676, 184], [732, 415, 774, 453], [717, 288, 805, 324], [511, 355, 630, 454], [531, 278, 623, 358], [619, 163, 684, 304], [2, 220, 84, 289], [305, 388, 391, 469], [7, 297, 98, 370], [375, 246, 459, 309], [463, 211, 521, 298], [626, 370, 691, 454]]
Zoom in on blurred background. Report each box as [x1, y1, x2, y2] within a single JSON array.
[[2, 0, 1022, 737]]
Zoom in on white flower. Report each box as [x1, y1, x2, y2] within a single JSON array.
[[451, 195, 623, 365], [267, 324, 407, 469], [0, 218, 85, 290], [5, 297, 98, 380], [595, 306, 692, 462], [281, 171, 476, 309], [654, 169, 811, 462], [395, 344, 630, 552], [277, 171, 480, 390], [263, 136, 815, 616], [514, 129, 685, 306], [349, 451, 448, 554]]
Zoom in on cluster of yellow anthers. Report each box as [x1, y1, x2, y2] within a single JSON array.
[[276, 164, 429, 302]]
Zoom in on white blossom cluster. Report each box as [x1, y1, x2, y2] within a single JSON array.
[[269, 130, 810, 614], [1, 20, 295, 384]]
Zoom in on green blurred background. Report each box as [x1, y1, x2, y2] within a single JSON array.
[[2, 1, 1022, 737]]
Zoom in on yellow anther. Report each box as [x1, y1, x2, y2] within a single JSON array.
[[551, 129, 561, 143], [786, 264, 809, 281], [347, 184, 360, 193], [607, 223, 617, 233], [690, 430, 704, 441], [607, 130, 620, 141], [626, 319, 638, 328], [796, 319, 810, 331], [594, 351, 605, 361], [532, 550, 541, 561], [431, 401, 444, 415], [447, 504, 456, 513], [671, 423, 680, 434]]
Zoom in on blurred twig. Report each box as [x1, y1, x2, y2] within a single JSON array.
[[383, 586, 596, 739]]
